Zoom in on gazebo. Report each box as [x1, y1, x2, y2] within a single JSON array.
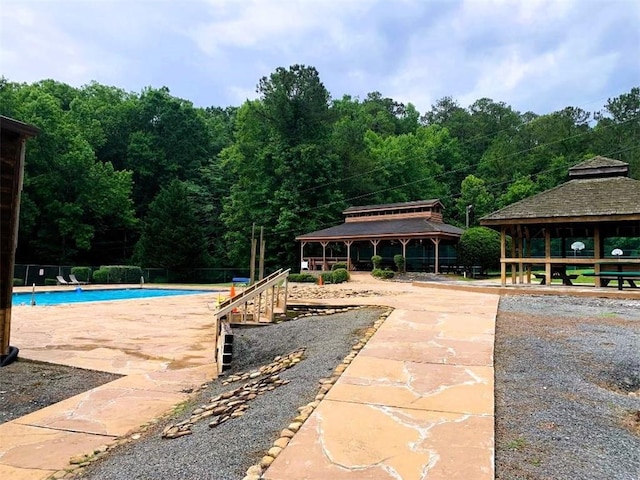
[[1, 116, 40, 366], [296, 199, 464, 272], [480, 156, 640, 287]]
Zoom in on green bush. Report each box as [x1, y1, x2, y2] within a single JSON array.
[[331, 262, 347, 271], [45, 278, 58, 286], [393, 254, 405, 273], [288, 273, 317, 283], [13, 278, 24, 286], [320, 272, 334, 284], [371, 255, 382, 270], [331, 268, 350, 284], [372, 268, 394, 279], [457, 227, 502, 276], [92, 265, 143, 284], [71, 266, 92, 283]]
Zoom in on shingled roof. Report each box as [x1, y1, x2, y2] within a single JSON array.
[[481, 157, 640, 224], [296, 217, 464, 241]]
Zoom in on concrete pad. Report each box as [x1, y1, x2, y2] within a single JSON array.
[[264, 400, 494, 480], [13, 384, 188, 437], [0, 464, 54, 480], [0, 422, 113, 471], [326, 358, 493, 415]]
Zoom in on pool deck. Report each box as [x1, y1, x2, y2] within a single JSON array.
[[1, 278, 638, 479]]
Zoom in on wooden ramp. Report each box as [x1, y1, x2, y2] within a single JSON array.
[[213, 269, 290, 372]]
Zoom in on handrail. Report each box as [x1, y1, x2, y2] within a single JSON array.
[[215, 269, 290, 319]]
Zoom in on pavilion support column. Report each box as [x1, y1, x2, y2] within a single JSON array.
[[545, 227, 552, 286], [399, 238, 410, 272], [344, 240, 353, 271], [370, 239, 380, 257], [594, 226, 602, 287], [500, 227, 506, 286], [525, 227, 532, 284], [300, 241, 306, 269], [510, 226, 517, 285], [517, 226, 524, 285], [431, 238, 441, 274], [320, 241, 328, 271]]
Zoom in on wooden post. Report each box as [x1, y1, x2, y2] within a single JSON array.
[[525, 227, 532, 284], [321, 241, 328, 271], [250, 223, 256, 284], [510, 226, 517, 285], [517, 226, 524, 285], [500, 227, 507, 286], [370, 239, 380, 257], [545, 227, 552, 285], [400, 238, 410, 272], [594, 226, 601, 287], [344, 240, 353, 271], [258, 226, 265, 281], [300, 241, 306, 270], [431, 238, 441, 274]]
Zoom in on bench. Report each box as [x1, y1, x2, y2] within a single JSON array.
[[532, 272, 579, 286], [584, 271, 640, 290], [232, 277, 251, 286]]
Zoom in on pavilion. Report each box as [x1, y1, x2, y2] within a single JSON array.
[[480, 156, 640, 287], [296, 199, 464, 272]]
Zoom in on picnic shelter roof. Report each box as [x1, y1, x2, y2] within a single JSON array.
[[481, 157, 640, 225]]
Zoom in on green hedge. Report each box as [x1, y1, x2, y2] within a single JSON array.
[[288, 273, 317, 283], [331, 268, 350, 283], [71, 266, 92, 283], [371, 255, 382, 270], [372, 268, 394, 279], [92, 265, 143, 284], [13, 278, 24, 286], [331, 262, 347, 271], [45, 278, 58, 286], [393, 254, 405, 273]]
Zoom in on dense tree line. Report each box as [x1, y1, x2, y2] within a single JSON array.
[[1, 68, 638, 272]]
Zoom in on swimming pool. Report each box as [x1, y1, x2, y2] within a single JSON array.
[[12, 288, 218, 306]]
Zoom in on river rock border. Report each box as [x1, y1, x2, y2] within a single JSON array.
[[242, 307, 393, 480]]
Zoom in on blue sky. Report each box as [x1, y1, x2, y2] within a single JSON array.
[[1, 0, 638, 115]]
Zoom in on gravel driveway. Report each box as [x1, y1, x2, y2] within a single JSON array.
[[495, 295, 640, 480]]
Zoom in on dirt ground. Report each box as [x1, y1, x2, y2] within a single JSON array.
[[0, 359, 121, 424]]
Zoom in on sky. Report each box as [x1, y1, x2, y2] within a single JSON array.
[[1, 0, 639, 116]]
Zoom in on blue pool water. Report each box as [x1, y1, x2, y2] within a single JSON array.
[[12, 288, 217, 306]]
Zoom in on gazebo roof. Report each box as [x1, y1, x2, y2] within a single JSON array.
[[481, 157, 640, 225], [343, 199, 442, 214], [296, 217, 463, 241]]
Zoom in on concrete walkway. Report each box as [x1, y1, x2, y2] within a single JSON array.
[[264, 284, 499, 480], [1, 280, 500, 479], [0, 292, 221, 480]]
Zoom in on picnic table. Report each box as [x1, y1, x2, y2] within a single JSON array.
[[533, 266, 578, 286], [584, 269, 640, 290]]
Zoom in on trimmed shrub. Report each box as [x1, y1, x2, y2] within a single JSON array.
[[71, 266, 92, 283], [372, 268, 394, 279], [92, 265, 143, 284], [45, 278, 58, 286], [331, 262, 347, 271], [457, 227, 502, 276], [320, 272, 333, 284], [288, 273, 317, 283], [13, 278, 24, 286], [331, 268, 350, 284], [393, 254, 405, 273], [371, 255, 382, 270]]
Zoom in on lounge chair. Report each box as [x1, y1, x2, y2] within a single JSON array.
[[69, 274, 87, 285], [56, 275, 69, 285]]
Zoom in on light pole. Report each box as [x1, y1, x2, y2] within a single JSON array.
[[466, 204, 473, 228]]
